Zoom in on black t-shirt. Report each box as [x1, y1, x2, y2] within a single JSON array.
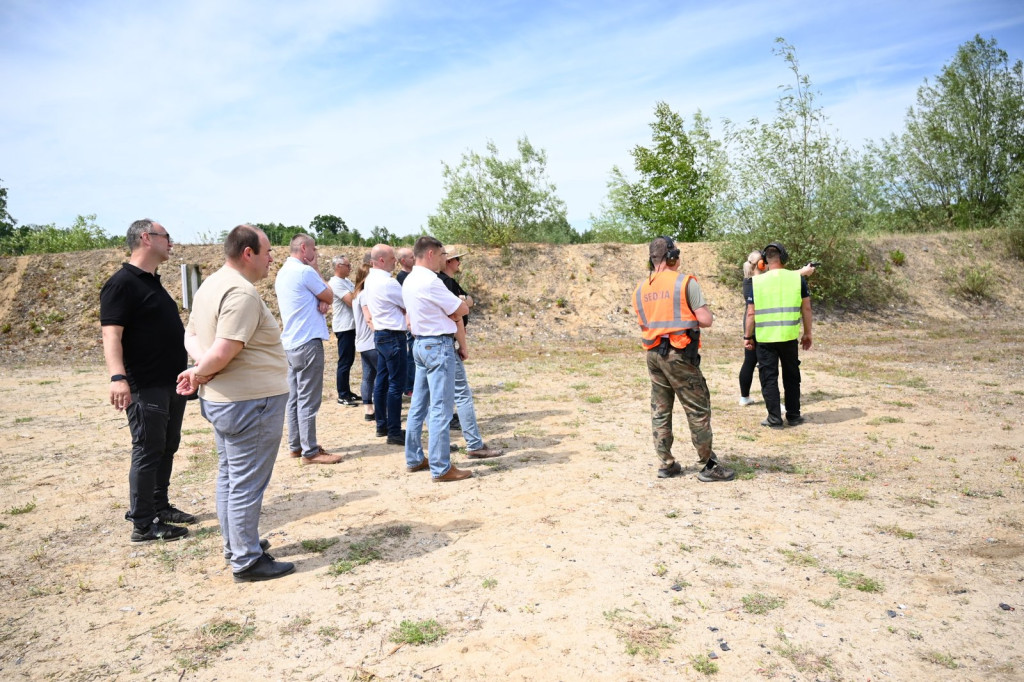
[[396, 270, 410, 286], [437, 271, 469, 326], [99, 263, 187, 389]]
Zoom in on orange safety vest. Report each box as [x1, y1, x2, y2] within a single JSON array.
[[633, 272, 700, 351]]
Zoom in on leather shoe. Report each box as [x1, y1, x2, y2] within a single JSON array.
[[386, 430, 406, 446], [375, 427, 387, 437], [761, 417, 785, 429], [301, 447, 343, 465], [407, 459, 429, 473], [787, 415, 806, 426], [289, 450, 301, 458], [432, 466, 472, 482], [232, 552, 295, 583], [467, 446, 503, 459]]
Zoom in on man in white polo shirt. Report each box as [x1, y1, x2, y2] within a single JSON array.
[[274, 233, 340, 465], [361, 243, 407, 445], [402, 236, 478, 482]]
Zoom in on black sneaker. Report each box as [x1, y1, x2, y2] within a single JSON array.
[[386, 430, 407, 446], [787, 415, 805, 426], [131, 521, 188, 543], [364, 413, 376, 422], [697, 461, 736, 483], [657, 462, 682, 478], [449, 418, 462, 431], [376, 426, 387, 437], [761, 416, 785, 429], [224, 538, 271, 562], [347, 393, 362, 402], [232, 552, 295, 583], [157, 505, 197, 525]]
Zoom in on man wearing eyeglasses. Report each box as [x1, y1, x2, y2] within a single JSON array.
[[100, 219, 196, 543]]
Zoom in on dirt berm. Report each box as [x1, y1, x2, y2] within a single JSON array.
[[0, 231, 1020, 363]]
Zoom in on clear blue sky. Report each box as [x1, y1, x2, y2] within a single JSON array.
[[1, 0, 1022, 242]]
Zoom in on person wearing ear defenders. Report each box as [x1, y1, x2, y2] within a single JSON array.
[[632, 236, 736, 482], [738, 251, 815, 406], [743, 242, 814, 428]]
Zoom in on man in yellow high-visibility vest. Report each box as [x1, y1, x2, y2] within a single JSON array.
[[743, 242, 813, 428]]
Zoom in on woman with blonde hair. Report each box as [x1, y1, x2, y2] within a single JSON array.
[[351, 256, 377, 422]]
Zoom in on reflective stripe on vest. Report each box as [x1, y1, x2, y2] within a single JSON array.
[[752, 269, 802, 343], [633, 272, 700, 350]]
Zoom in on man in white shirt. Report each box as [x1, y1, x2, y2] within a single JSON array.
[[361, 243, 408, 445], [274, 234, 341, 465], [329, 255, 358, 406], [402, 236, 480, 482]]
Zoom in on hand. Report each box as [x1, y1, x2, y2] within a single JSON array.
[[457, 345, 469, 361], [176, 368, 199, 396], [317, 300, 330, 315], [110, 381, 131, 411], [743, 339, 754, 351], [801, 334, 812, 351]]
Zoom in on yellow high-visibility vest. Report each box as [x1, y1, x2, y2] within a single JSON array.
[[752, 269, 802, 342]]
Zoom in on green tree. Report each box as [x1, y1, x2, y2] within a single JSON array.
[[310, 214, 348, 238], [720, 39, 878, 304], [0, 178, 16, 239], [587, 107, 727, 243], [254, 222, 305, 246], [873, 35, 1024, 228], [368, 225, 398, 245], [0, 214, 122, 256], [428, 137, 572, 247]]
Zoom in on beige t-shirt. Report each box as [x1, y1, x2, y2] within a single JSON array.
[[186, 265, 289, 403]]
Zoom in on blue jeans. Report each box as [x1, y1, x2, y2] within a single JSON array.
[[359, 348, 378, 406], [124, 384, 187, 528], [335, 329, 356, 398], [201, 393, 287, 572], [453, 354, 484, 451], [404, 331, 415, 392], [285, 338, 324, 457], [405, 335, 457, 476], [373, 330, 407, 438]]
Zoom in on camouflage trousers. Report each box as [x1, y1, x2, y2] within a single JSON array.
[[646, 350, 715, 468]]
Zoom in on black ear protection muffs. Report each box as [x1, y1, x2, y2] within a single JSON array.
[[759, 242, 788, 269]]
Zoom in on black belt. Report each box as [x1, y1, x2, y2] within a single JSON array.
[[377, 329, 406, 335], [415, 333, 455, 339]]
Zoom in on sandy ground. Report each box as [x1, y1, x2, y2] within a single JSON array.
[[2, 309, 1023, 681]]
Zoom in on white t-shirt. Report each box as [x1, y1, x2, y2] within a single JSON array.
[[403, 265, 462, 337], [274, 256, 329, 351], [352, 291, 375, 353], [362, 268, 407, 331], [329, 275, 355, 332]]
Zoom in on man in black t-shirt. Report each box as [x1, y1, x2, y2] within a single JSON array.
[[437, 252, 502, 458], [100, 219, 195, 543]]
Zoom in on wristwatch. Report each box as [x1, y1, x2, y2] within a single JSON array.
[[111, 374, 128, 382]]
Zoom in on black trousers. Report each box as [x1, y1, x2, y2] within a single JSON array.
[[738, 341, 758, 397], [124, 384, 187, 528], [756, 339, 801, 421], [335, 329, 356, 398]]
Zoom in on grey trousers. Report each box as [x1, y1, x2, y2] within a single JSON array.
[[285, 338, 325, 457], [201, 394, 287, 572]]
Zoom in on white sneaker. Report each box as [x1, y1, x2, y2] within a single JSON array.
[[738, 396, 754, 406]]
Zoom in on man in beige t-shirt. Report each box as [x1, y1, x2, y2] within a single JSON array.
[[177, 225, 295, 583]]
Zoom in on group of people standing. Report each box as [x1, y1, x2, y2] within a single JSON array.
[[632, 237, 814, 481], [101, 222, 502, 583]]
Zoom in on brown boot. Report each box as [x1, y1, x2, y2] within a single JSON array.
[[432, 465, 472, 482]]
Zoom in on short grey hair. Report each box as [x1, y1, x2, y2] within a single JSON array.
[[332, 255, 349, 267], [126, 219, 154, 253]]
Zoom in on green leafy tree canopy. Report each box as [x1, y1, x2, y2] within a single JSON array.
[[428, 137, 574, 247]]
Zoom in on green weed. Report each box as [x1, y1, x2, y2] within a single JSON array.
[[742, 592, 784, 614], [389, 619, 446, 645]]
